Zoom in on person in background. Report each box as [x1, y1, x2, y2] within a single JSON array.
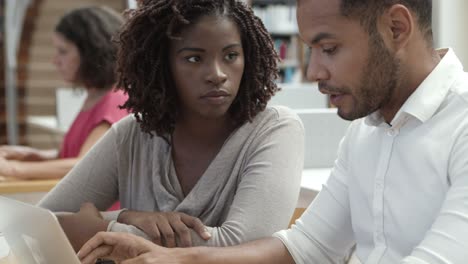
[[78, 0, 468, 263], [38, 0, 304, 254], [0, 6, 129, 180]]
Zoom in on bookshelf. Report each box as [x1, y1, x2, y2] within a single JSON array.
[[251, 0, 309, 85]]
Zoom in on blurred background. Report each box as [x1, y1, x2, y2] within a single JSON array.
[[0, 0, 466, 149]]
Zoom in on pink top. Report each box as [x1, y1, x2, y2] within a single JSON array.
[[59, 89, 129, 158]]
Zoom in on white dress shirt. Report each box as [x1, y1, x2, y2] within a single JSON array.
[[275, 49, 468, 264]]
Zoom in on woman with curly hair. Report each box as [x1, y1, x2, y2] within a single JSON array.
[[0, 6, 128, 179], [39, 0, 305, 254]]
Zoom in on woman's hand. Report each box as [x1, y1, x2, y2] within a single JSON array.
[[78, 232, 159, 264], [118, 211, 211, 247], [0, 145, 52, 161], [0, 156, 18, 178]]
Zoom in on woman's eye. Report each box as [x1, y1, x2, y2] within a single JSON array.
[[186, 56, 201, 63], [225, 52, 239, 61]]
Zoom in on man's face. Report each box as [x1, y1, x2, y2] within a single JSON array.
[[297, 0, 400, 121]]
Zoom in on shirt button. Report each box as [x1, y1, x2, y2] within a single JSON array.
[[387, 129, 395, 136]]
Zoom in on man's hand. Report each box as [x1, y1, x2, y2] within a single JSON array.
[[118, 211, 211, 247], [78, 232, 160, 264], [58, 203, 110, 252]]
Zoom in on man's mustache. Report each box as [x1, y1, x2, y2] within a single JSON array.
[[318, 81, 349, 94]]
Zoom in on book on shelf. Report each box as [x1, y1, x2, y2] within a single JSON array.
[[252, 5, 297, 35], [252, 1, 312, 85]]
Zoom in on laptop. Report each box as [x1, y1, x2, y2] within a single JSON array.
[[0, 196, 80, 264]]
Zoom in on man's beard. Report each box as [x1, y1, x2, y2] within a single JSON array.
[[319, 32, 401, 121], [349, 31, 400, 121]]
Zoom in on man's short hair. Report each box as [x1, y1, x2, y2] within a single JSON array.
[[340, 0, 432, 43]]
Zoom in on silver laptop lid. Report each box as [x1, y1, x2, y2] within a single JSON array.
[[0, 196, 80, 264]]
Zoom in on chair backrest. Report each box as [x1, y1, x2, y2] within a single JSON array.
[[55, 88, 87, 131], [269, 83, 328, 109], [296, 108, 350, 168], [288, 207, 306, 227]]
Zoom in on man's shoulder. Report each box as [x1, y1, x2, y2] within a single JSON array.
[[450, 72, 468, 106]]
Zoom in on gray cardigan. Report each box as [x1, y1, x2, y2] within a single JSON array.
[[39, 106, 304, 246]]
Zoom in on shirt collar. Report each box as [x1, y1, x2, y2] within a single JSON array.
[[365, 48, 464, 127]]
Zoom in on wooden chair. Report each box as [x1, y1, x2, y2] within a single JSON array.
[[288, 207, 306, 227]]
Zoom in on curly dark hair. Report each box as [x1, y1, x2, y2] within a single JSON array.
[[116, 0, 279, 137], [55, 6, 124, 90]]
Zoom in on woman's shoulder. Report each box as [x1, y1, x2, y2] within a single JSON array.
[[252, 105, 302, 126], [86, 89, 129, 125], [234, 106, 303, 141], [99, 89, 128, 108], [112, 114, 136, 128], [111, 115, 167, 145], [110, 115, 147, 142]]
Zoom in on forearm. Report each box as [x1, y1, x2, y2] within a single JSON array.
[[180, 237, 295, 264], [109, 221, 152, 240], [37, 149, 59, 160], [13, 158, 78, 179], [58, 214, 110, 252]]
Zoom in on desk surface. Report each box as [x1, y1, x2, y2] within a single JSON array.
[[301, 168, 330, 192], [0, 176, 59, 194], [296, 168, 330, 208], [0, 169, 327, 196]]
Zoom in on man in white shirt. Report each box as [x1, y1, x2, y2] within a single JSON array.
[[78, 0, 468, 263]]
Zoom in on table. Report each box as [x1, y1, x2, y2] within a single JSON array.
[[297, 168, 330, 208], [0, 168, 328, 206], [0, 177, 59, 204]]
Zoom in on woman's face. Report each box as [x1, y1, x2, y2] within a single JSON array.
[[52, 32, 81, 83], [169, 15, 245, 121]]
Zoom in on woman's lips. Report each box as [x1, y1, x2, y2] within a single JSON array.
[[201, 90, 230, 105]]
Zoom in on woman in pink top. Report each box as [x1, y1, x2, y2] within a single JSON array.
[[59, 89, 128, 159], [0, 6, 128, 179]]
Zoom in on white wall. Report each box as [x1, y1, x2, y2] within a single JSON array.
[[269, 83, 328, 109], [433, 0, 468, 69]]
